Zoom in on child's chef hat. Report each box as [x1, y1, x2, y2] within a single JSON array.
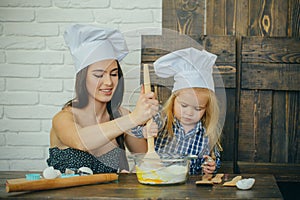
[[64, 24, 129, 73], [154, 47, 217, 92]]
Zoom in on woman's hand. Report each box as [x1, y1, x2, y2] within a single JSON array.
[[130, 85, 159, 125], [201, 155, 216, 174], [142, 120, 158, 138]]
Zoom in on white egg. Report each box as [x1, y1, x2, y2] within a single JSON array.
[[78, 167, 93, 175], [236, 178, 255, 190], [43, 166, 61, 179], [65, 168, 75, 175]]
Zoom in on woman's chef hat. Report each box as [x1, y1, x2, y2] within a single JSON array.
[[154, 47, 217, 92], [64, 24, 129, 73]]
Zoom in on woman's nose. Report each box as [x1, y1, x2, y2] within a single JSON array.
[[103, 74, 113, 85]]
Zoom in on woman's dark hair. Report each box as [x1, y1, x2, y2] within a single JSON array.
[[64, 60, 124, 116], [63, 60, 127, 169]]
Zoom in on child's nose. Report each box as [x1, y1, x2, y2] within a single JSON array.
[[184, 107, 193, 115]]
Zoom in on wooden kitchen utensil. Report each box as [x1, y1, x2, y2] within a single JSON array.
[[6, 173, 118, 192], [143, 64, 159, 160], [195, 173, 224, 185], [223, 175, 242, 186], [195, 174, 213, 185], [211, 173, 224, 184]]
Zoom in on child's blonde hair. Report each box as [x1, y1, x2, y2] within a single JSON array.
[[162, 88, 222, 152]]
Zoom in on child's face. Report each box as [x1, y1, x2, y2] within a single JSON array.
[[173, 88, 208, 128]]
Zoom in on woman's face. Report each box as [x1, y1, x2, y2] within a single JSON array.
[[173, 88, 208, 128], [86, 59, 119, 103]]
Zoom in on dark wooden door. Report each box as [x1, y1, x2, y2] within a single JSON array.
[[141, 0, 300, 181]]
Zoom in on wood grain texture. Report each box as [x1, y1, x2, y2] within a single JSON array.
[[290, 0, 300, 37], [236, 0, 249, 36], [219, 88, 235, 161], [238, 90, 256, 161], [238, 90, 272, 162], [204, 36, 236, 63], [272, 91, 289, 163], [272, 91, 300, 163], [242, 37, 300, 64], [206, 0, 226, 35], [241, 63, 300, 90], [163, 0, 206, 37], [237, 161, 300, 182], [141, 0, 300, 179], [0, 172, 284, 199], [6, 173, 118, 193], [225, 0, 236, 35], [248, 0, 288, 36]]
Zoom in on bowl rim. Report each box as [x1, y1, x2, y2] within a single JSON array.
[[128, 153, 198, 161]]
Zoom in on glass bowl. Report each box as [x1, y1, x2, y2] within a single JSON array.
[[131, 153, 191, 185]]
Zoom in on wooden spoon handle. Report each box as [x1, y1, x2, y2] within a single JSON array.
[[195, 174, 213, 185], [212, 173, 224, 184], [143, 64, 151, 93], [146, 128, 155, 153], [143, 64, 155, 153], [223, 175, 242, 186]]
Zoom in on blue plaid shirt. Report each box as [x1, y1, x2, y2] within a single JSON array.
[[131, 114, 221, 175]]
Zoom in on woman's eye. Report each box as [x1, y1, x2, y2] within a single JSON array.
[[110, 73, 118, 77], [93, 74, 104, 78], [195, 108, 201, 111]]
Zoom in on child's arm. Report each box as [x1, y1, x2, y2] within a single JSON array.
[[129, 118, 158, 138], [129, 112, 163, 138]]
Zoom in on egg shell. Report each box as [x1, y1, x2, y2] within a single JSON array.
[[43, 166, 61, 179], [236, 178, 255, 190], [78, 167, 93, 175]]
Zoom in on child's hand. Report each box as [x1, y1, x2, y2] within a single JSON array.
[[201, 155, 216, 174], [142, 120, 158, 138]]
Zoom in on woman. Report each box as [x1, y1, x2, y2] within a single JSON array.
[[46, 24, 158, 173]]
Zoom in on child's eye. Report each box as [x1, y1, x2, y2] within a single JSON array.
[[181, 103, 188, 108], [195, 108, 202, 111]]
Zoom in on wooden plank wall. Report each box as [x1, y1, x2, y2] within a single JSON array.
[[141, 0, 300, 181], [240, 37, 300, 162]]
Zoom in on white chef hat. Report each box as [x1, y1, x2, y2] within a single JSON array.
[[64, 24, 129, 74], [154, 47, 217, 92]]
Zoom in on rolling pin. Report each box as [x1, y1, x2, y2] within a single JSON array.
[[6, 173, 118, 192]]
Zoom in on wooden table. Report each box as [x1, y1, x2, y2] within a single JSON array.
[[0, 171, 283, 199]]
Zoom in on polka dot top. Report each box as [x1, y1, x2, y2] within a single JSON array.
[[47, 147, 127, 173]]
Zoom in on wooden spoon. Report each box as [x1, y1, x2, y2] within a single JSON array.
[[211, 173, 224, 184], [223, 175, 242, 186], [195, 173, 224, 185], [143, 64, 160, 160], [195, 174, 213, 185]]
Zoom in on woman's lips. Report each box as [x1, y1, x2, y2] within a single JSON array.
[[100, 89, 113, 95]]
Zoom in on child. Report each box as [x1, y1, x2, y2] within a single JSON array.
[[133, 47, 222, 175]]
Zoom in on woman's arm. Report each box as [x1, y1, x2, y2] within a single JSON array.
[[52, 90, 158, 152], [125, 111, 160, 153], [124, 134, 148, 153]]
